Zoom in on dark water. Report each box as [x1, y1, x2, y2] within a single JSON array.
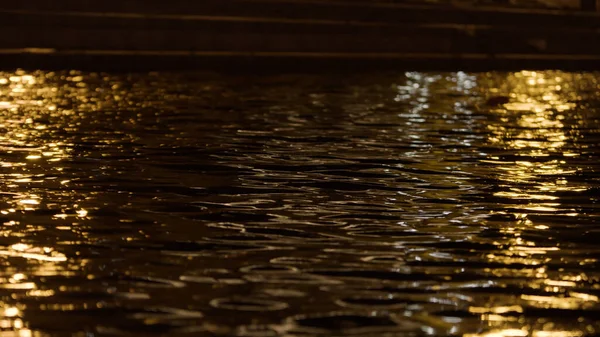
[[1, 70, 599, 336]]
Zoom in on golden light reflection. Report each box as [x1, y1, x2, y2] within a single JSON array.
[[521, 294, 598, 309], [469, 305, 523, 314], [0, 304, 30, 337], [0, 70, 90, 337], [0, 330, 35, 337], [466, 328, 598, 337], [485, 71, 587, 200], [483, 70, 590, 235], [466, 328, 590, 337], [465, 329, 528, 337], [0, 244, 67, 263], [474, 70, 599, 336]]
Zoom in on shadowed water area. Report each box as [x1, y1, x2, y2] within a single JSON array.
[[0, 70, 599, 336]]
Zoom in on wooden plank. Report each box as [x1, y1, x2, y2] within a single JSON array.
[[1, 0, 599, 26], [0, 0, 599, 69]]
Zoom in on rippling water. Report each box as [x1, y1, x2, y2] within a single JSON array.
[[1, 70, 599, 336]]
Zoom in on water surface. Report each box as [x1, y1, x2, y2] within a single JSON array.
[[0, 70, 599, 336]]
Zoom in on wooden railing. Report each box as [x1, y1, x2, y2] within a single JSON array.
[[365, 0, 597, 11], [0, 0, 599, 70]]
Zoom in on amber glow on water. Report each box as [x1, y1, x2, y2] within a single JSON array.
[[467, 71, 600, 337]]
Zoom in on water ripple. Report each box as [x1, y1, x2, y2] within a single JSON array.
[[0, 70, 599, 335]]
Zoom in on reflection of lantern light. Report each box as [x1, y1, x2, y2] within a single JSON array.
[[472, 71, 599, 336], [486, 71, 587, 214], [76, 209, 88, 217], [0, 70, 110, 337], [4, 307, 20, 317]]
